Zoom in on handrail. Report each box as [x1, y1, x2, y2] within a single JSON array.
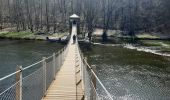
[[77, 41, 113, 100], [0, 42, 69, 82], [23, 60, 43, 71], [83, 59, 113, 100], [0, 25, 112, 100], [0, 26, 75, 100], [0, 42, 70, 100], [0, 81, 20, 96], [0, 70, 21, 82]]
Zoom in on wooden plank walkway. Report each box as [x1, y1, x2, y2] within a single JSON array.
[[42, 26, 84, 100]]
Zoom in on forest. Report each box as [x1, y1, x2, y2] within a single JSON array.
[[0, 0, 170, 38]]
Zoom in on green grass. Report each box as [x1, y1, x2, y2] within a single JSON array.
[[141, 41, 162, 46], [136, 33, 159, 39], [0, 32, 33, 38], [0, 31, 69, 40], [140, 40, 170, 52]]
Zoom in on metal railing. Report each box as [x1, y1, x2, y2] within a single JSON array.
[[76, 42, 113, 100], [0, 32, 112, 100], [0, 44, 69, 100]]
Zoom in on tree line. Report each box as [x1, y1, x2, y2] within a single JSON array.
[[0, 0, 170, 37], [0, 0, 71, 33]]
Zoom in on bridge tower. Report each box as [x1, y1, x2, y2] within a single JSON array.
[[69, 14, 80, 35]]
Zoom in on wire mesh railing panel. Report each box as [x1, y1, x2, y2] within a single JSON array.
[[22, 65, 44, 100], [90, 81, 100, 100], [61, 51, 64, 65], [0, 44, 69, 100], [60, 52, 63, 66], [83, 63, 100, 100], [83, 64, 91, 100], [82, 61, 113, 100], [0, 82, 20, 100], [58, 53, 62, 68], [46, 57, 54, 90], [96, 82, 112, 100], [0, 75, 16, 94], [55, 52, 63, 73], [77, 42, 113, 100], [55, 54, 60, 74]]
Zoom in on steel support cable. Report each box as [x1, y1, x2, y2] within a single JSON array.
[[23, 60, 43, 71], [0, 36, 71, 100], [83, 59, 113, 100], [46, 55, 53, 60], [0, 51, 60, 82], [0, 46, 69, 100], [0, 70, 21, 82], [0, 81, 19, 96], [90, 80, 100, 99], [76, 41, 113, 100]]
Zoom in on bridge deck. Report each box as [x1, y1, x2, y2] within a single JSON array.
[[43, 26, 84, 100]]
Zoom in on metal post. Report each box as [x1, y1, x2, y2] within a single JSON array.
[[56, 53, 58, 68], [62, 49, 64, 63], [61, 50, 63, 65], [53, 53, 56, 80], [58, 51, 61, 67], [19, 66, 23, 100], [16, 65, 22, 100], [56, 53, 59, 68], [63, 48, 65, 59], [42, 57, 47, 96], [64, 47, 66, 58], [80, 54, 85, 91]]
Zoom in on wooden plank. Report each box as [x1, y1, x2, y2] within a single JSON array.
[[43, 45, 76, 100], [43, 26, 84, 100]]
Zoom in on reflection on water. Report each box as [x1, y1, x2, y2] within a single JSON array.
[[81, 45, 170, 100]]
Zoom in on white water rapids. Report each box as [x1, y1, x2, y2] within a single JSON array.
[[93, 42, 170, 57]]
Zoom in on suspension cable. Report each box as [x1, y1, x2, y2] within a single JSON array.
[[83, 58, 113, 100], [0, 44, 69, 82], [0, 70, 21, 82], [77, 41, 113, 100]]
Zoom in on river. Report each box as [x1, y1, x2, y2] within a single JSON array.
[[0, 39, 64, 78], [1, 39, 170, 99], [81, 44, 170, 100]]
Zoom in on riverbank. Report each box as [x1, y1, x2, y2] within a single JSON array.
[[0, 31, 68, 41], [90, 29, 170, 56], [92, 40, 170, 57]]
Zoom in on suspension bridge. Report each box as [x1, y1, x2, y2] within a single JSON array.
[[0, 15, 113, 100]]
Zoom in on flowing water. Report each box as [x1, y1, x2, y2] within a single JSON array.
[[0, 39, 64, 78], [1, 39, 170, 99], [81, 44, 170, 100]]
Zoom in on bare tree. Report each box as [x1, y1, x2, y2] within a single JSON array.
[[0, 0, 169, 36], [0, 0, 3, 30]]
